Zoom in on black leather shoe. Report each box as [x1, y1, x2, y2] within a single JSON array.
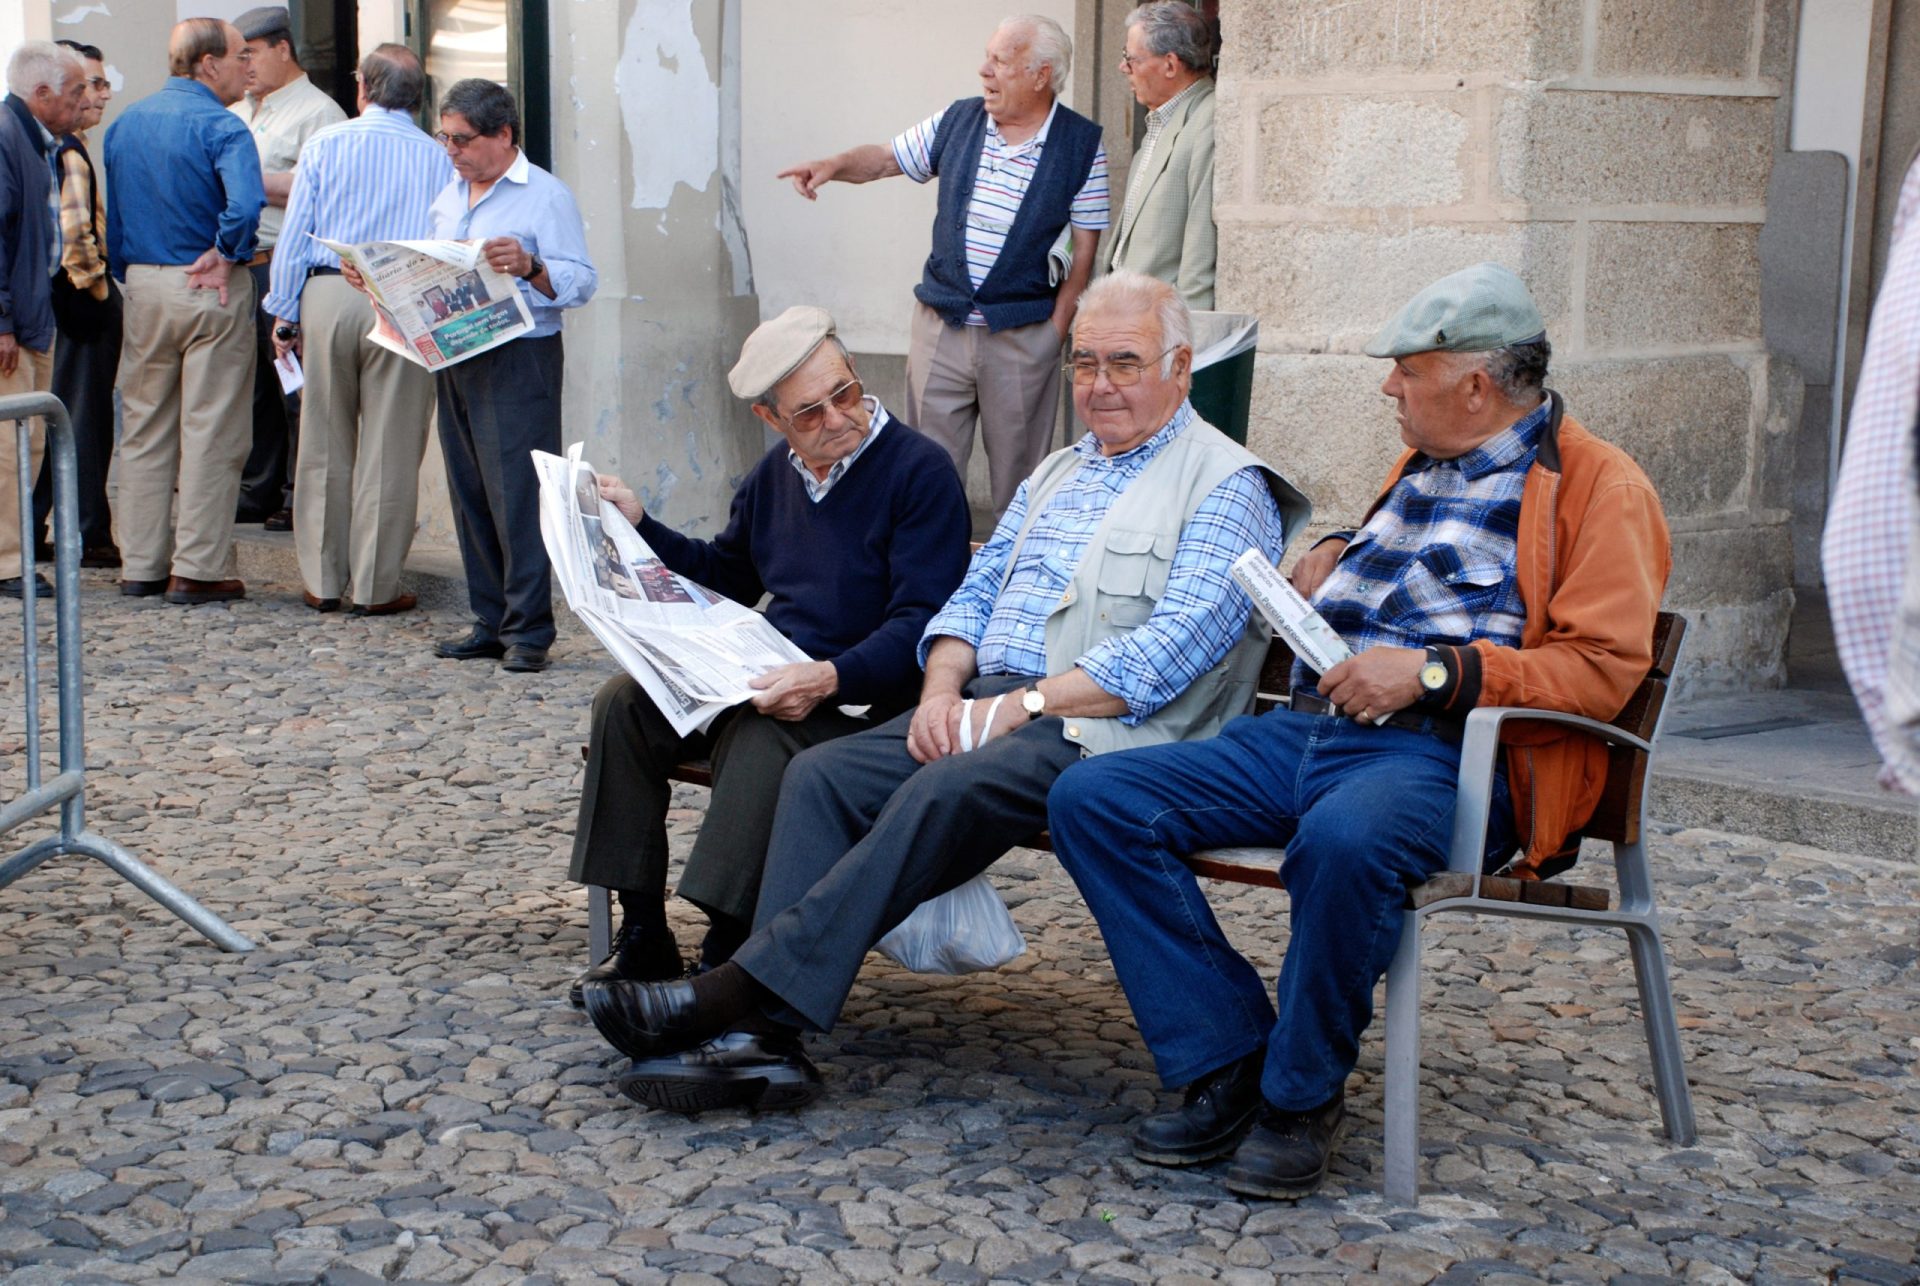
[[1224, 1090, 1347, 1200], [568, 923, 683, 1009], [434, 630, 505, 661], [1131, 1049, 1265, 1166], [616, 1028, 822, 1114], [581, 977, 720, 1060], [120, 578, 169, 597], [0, 574, 52, 599], [501, 644, 550, 673]]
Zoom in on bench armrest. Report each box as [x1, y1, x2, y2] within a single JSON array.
[[1445, 704, 1652, 882]]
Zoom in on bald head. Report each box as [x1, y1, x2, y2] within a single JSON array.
[[358, 42, 425, 111], [170, 18, 248, 104]]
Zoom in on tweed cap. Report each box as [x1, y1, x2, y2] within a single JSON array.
[[1364, 262, 1545, 358], [234, 6, 293, 41], [728, 306, 836, 400]]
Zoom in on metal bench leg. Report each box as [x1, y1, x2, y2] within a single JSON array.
[[588, 884, 612, 962], [1383, 908, 1423, 1205], [1623, 916, 1697, 1145]]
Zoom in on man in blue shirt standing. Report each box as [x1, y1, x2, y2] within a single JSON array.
[[104, 18, 265, 605], [422, 78, 596, 674]]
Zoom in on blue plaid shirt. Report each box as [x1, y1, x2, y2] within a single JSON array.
[[1296, 399, 1549, 691], [922, 401, 1288, 724]]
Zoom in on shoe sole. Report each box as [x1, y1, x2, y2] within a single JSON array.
[[502, 658, 550, 673], [434, 647, 505, 660], [615, 1066, 822, 1115], [165, 592, 243, 604], [1132, 1104, 1261, 1167], [1222, 1117, 1346, 1201], [120, 583, 168, 597]]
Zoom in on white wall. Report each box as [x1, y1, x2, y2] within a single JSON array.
[[739, 0, 1078, 355]]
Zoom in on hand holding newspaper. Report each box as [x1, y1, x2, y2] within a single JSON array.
[[315, 235, 533, 371], [1230, 549, 1393, 725], [534, 445, 814, 736]]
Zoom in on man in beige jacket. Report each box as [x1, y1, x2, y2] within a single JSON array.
[[1107, 2, 1217, 310]]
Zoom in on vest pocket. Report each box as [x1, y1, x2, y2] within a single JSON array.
[[1095, 527, 1176, 627]]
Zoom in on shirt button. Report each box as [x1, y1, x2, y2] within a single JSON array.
[[1067, 725, 1081, 737]]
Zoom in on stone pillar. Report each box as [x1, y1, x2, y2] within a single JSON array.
[[1217, 0, 1798, 693]]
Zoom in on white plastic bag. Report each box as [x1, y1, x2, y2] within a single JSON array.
[[874, 692, 1028, 974], [876, 873, 1026, 974]]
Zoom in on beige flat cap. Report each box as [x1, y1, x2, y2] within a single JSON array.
[[728, 306, 836, 400]]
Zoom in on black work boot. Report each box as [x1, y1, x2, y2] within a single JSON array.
[[568, 922, 682, 1009], [1130, 1049, 1265, 1166], [1224, 1089, 1347, 1200]]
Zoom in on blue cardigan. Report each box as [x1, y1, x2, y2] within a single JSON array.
[[0, 93, 57, 351]]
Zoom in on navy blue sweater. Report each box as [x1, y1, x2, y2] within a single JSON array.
[[637, 418, 971, 713]]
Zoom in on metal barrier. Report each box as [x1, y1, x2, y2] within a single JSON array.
[[0, 391, 252, 952]]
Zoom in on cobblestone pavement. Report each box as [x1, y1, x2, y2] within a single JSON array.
[[1, 575, 1917, 1285]]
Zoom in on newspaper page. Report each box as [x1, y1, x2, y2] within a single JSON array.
[[534, 446, 815, 736], [1230, 548, 1353, 675], [315, 236, 533, 371]]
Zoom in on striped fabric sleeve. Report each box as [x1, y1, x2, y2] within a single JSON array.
[[1069, 143, 1110, 230], [890, 111, 945, 184]]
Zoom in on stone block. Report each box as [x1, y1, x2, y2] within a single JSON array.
[[1759, 0, 1797, 85], [1218, 221, 1573, 351], [1244, 354, 1408, 526], [1227, 0, 1582, 81], [1214, 83, 1250, 206], [1497, 91, 1773, 206], [1663, 589, 1793, 694], [1667, 523, 1794, 609], [1593, 0, 1754, 78], [1585, 222, 1762, 350], [1256, 94, 1473, 209], [1550, 355, 1757, 518]]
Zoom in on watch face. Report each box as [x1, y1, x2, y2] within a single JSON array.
[[1420, 663, 1448, 692]]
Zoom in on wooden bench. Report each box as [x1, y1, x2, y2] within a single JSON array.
[[586, 613, 1695, 1205]]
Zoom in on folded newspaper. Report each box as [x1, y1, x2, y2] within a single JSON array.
[[315, 235, 533, 371], [534, 445, 814, 736], [1229, 548, 1353, 675]]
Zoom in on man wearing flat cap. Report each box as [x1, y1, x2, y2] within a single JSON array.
[[588, 272, 1308, 1114], [230, 5, 345, 530], [564, 305, 971, 1007], [1046, 262, 1671, 1201]]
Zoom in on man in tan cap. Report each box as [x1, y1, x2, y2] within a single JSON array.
[[563, 305, 971, 1007], [1046, 262, 1671, 1202]]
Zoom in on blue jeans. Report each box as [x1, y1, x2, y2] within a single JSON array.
[[1047, 707, 1515, 1112]]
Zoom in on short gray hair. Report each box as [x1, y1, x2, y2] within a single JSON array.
[[1075, 270, 1192, 376], [1124, 2, 1211, 72], [6, 40, 83, 100], [1450, 335, 1553, 403], [1000, 14, 1073, 95], [359, 43, 425, 111]]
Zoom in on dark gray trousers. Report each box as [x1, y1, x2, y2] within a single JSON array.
[[238, 261, 295, 517], [435, 333, 562, 648], [735, 674, 1079, 1033], [35, 279, 121, 550], [569, 673, 876, 925]]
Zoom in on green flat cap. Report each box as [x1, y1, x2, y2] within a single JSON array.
[[728, 305, 835, 400], [1364, 262, 1545, 358]]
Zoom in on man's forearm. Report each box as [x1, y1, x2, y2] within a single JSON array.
[[1028, 666, 1129, 719], [263, 171, 294, 207], [1051, 226, 1100, 331], [920, 636, 979, 701]]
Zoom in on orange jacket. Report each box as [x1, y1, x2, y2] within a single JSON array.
[[1364, 394, 1672, 870]]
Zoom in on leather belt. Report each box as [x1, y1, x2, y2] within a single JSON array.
[[1290, 691, 1464, 745], [307, 266, 342, 278], [246, 249, 272, 268]]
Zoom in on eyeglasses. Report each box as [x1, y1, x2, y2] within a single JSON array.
[[232, 49, 254, 63], [84, 77, 109, 91], [779, 378, 865, 433], [1065, 347, 1177, 386], [1118, 50, 1162, 70], [434, 130, 480, 149]]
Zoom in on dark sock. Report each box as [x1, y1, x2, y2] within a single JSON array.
[[698, 912, 751, 968], [611, 891, 677, 969], [686, 961, 767, 1029]]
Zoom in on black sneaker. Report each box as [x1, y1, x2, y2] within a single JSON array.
[[1131, 1049, 1265, 1166], [1224, 1090, 1346, 1200], [568, 921, 684, 1009]]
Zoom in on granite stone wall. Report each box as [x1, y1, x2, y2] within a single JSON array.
[[1216, 0, 1800, 693]]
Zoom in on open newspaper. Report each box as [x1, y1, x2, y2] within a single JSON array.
[[1230, 548, 1353, 675], [315, 235, 533, 370], [534, 445, 814, 736]]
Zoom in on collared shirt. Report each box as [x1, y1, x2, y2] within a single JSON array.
[[923, 400, 1287, 723], [103, 77, 264, 273], [57, 134, 108, 297], [230, 72, 347, 251], [1296, 400, 1550, 691], [1118, 77, 1204, 235], [789, 398, 888, 502], [893, 101, 1109, 326], [427, 148, 597, 338], [263, 105, 454, 320]]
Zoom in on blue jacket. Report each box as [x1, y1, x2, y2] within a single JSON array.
[[0, 92, 57, 351]]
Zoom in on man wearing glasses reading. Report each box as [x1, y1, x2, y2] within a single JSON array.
[[588, 272, 1308, 1113], [564, 305, 970, 1007]]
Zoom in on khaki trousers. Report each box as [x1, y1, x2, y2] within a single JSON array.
[[905, 300, 1065, 516], [294, 275, 435, 603], [0, 341, 54, 580], [115, 264, 256, 583]]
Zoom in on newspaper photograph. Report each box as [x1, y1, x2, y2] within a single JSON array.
[[315, 235, 533, 371], [1230, 548, 1354, 675], [534, 446, 814, 736]]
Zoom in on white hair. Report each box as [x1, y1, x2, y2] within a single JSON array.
[[6, 41, 83, 101], [1076, 270, 1192, 376], [999, 14, 1073, 95]]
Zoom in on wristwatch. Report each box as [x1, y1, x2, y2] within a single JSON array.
[[1418, 646, 1450, 703], [1021, 687, 1048, 720], [522, 253, 545, 281]]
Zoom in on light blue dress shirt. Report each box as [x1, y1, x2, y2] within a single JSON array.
[[427, 148, 595, 337]]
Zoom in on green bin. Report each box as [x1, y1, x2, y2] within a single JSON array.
[[1187, 312, 1259, 445]]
